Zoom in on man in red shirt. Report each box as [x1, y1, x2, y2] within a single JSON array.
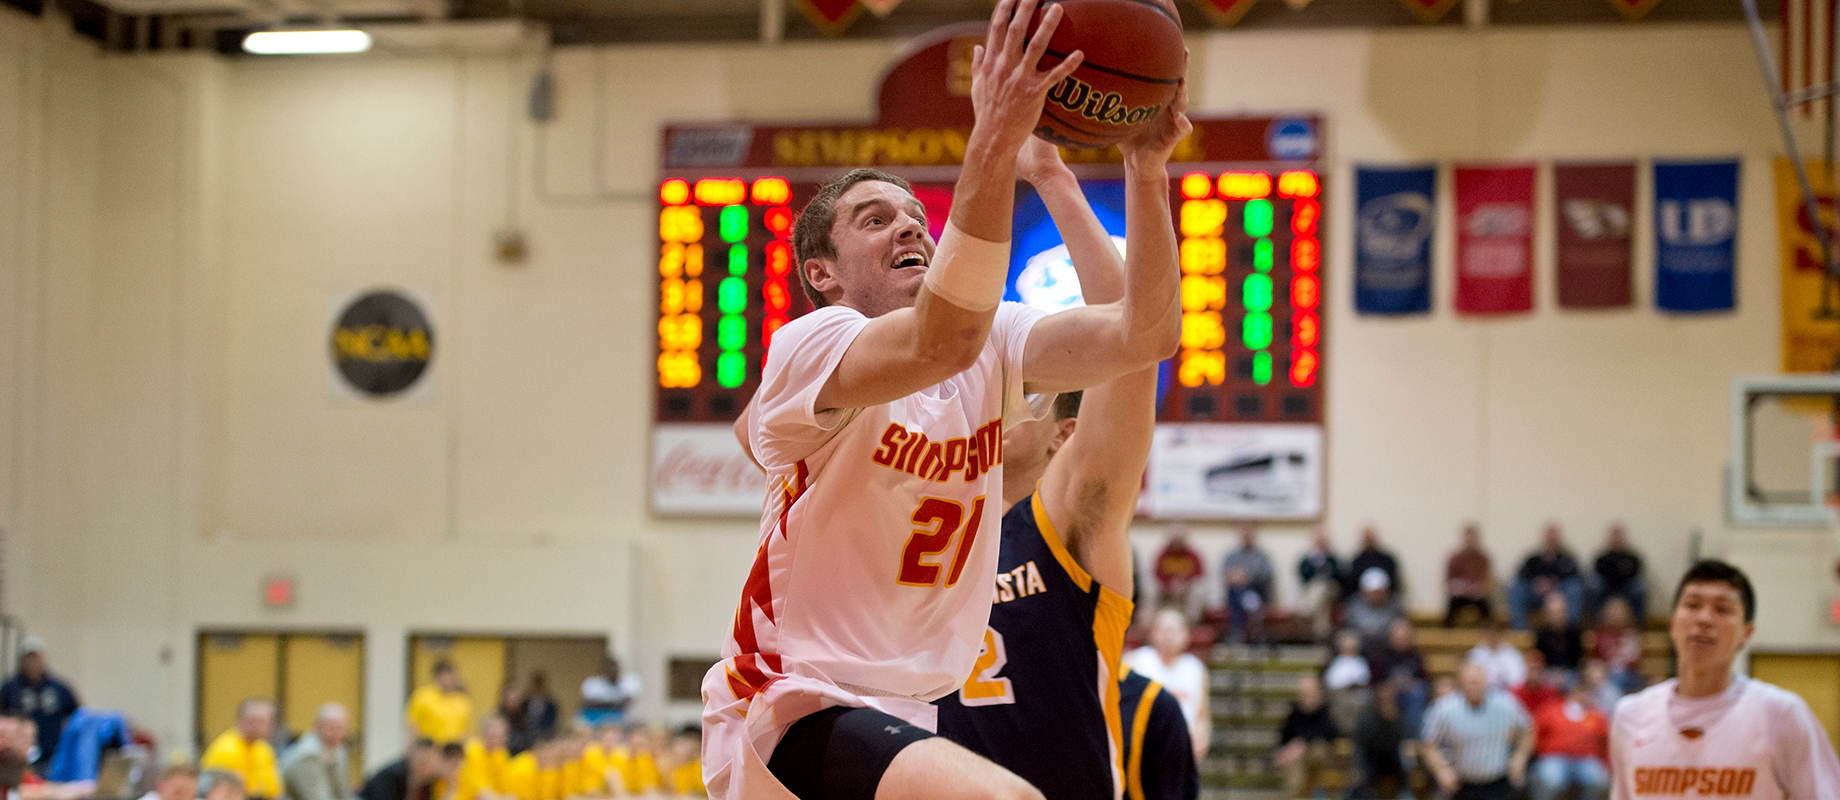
[[1512, 651, 1562, 714], [1528, 677, 1608, 800]]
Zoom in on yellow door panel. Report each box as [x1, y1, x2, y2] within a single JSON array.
[[198, 633, 281, 747], [283, 634, 365, 782], [1751, 652, 1840, 751], [411, 636, 505, 738]]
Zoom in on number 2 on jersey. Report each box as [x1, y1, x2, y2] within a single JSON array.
[[896, 496, 986, 588], [959, 627, 1016, 706]]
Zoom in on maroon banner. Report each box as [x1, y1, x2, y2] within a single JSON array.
[[799, 0, 862, 35], [1555, 162, 1636, 309], [1194, 0, 1260, 26], [1454, 164, 1536, 314]]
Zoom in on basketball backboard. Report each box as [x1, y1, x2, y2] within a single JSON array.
[[1730, 375, 1840, 526]]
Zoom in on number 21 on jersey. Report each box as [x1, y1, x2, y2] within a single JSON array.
[[896, 496, 987, 588], [960, 627, 1016, 706]]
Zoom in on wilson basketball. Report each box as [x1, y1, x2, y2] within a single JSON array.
[[1030, 0, 1185, 149]]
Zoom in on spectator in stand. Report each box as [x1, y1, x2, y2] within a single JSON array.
[[1345, 568, 1405, 650], [1421, 663, 1534, 800], [1445, 524, 1494, 627], [455, 717, 511, 800], [1350, 679, 1409, 800], [1508, 524, 1586, 630], [1295, 527, 1345, 642], [1591, 597, 1644, 695], [1118, 669, 1200, 800], [1324, 631, 1373, 736], [1579, 661, 1625, 719], [1153, 525, 1205, 620], [203, 770, 247, 800], [359, 741, 463, 800], [1274, 675, 1339, 800], [1124, 608, 1212, 761], [0, 639, 79, 770], [0, 715, 28, 795], [1367, 619, 1431, 742], [1512, 651, 1562, 714], [518, 673, 557, 743], [138, 763, 199, 800], [1466, 619, 1528, 691], [578, 654, 640, 728], [406, 660, 473, 746], [494, 687, 528, 754], [1534, 593, 1584, 673], [200, 699, 282, 800], [280, 703, 354, 800], [1591, 524, 1646, 624], [1324, 631, 1372, 691], [1528, 675, 1610, 800], [1345, 527, 1401, 602], [1221, 524, 1275, 643]]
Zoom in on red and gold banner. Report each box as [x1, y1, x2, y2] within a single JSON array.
[[1400, 0, 1457, 23], [1606, 0, 1663, 20], [1454, 163, 1536, 314], [1777, 159, 1840, 372], [1192, 0, 1260, 26], [1554, 162, 1635, 309], [860, 0, 904, 17], [800, 0, 863, 35]]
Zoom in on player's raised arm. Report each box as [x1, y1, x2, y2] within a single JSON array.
[[1021, 79, 1189, 396], [809, 0, 1083, 412], [1016, 138, 1150, 595]]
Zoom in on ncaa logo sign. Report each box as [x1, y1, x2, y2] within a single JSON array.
[[1267, 118, 1317, 160]]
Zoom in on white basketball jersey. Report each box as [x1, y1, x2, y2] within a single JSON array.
[[1611, 677, 1840, 800], [701, 302, 1045, 800]]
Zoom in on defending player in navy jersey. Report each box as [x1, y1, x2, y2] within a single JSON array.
[[932, 128, 1181, 800], [1118, 670, 1199, 800]]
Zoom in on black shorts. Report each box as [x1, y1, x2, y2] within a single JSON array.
[[767, 705, 937, 800]]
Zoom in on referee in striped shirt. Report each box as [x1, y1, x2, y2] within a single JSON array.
[[1422, 662, 1534, 800]]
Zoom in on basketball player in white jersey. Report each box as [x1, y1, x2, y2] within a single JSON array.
[[699, 0, 1187, 796], [1610, 560, 1840, 799]]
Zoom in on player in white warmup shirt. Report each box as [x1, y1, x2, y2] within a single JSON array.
[[1610, 560, 1840, 799], [697, 0, 1187, 797]]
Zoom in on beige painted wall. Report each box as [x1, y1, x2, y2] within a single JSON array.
[[2, 6, 1835, 766]]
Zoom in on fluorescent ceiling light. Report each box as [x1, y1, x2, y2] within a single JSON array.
[[243, 30, 372, 54]]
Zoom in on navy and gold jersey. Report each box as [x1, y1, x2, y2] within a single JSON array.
[[935, 491, 1134, 800], [1118, 670, 1199, 800]]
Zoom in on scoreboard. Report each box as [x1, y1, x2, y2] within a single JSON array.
[[648, 98, 1325, 519], [653, 161, 1324, 426]]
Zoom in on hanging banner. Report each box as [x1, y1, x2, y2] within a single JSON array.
[[1192, 0, 1260, 26], [860, 0, 903, 16], [1453, 163, 1536, 314], [1654, 159, 1740, 313], [799, 0, 863, 35], [1555, 162, 1636, 309], [1354, 165, 1436, 315], [1400, 0, 1458, 23], [1776, 158, 1840, 372]]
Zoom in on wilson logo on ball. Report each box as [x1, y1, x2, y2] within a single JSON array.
[[1045, 76, 1161, 128]]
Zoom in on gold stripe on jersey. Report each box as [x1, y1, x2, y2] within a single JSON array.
[[1126, 679, 1164, 800], [1031, 489, 1135, 799]]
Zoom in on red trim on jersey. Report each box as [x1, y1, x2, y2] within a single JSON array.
[[726, 459, 809, 703]]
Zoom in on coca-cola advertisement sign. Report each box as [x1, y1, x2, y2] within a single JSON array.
[[652, 424, 766, 516]]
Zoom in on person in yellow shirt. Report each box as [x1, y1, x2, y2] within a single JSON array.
[[661, 729, 702, 797], [200, 699, 283, 800], [406, 660, 473, 746], [617, 728, 662, 796], [573, 730, 606, 797], [453, 717, 511, 800], [498, 746, 537, 800]]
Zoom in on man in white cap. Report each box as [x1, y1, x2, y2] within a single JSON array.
[[1345, 568, 1406, 650], [0, 638, 80, 769]]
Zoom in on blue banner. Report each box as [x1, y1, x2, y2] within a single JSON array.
[[1654, 159, 1740, 312], [1355, 165, 1437, 315]]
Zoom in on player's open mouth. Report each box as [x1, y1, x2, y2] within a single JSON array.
[[891, 251, 928, 270]]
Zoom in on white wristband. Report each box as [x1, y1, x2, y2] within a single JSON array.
[[923, 220, 1010, 312]]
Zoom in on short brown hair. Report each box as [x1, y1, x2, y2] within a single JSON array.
[[792, 168, 915, 309]]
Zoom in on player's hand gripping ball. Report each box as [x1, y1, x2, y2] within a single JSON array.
[[1027, 0, 1186, 149]]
